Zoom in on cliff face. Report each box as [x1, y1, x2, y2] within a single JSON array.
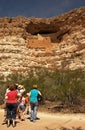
[[0, 6, 85, 76]]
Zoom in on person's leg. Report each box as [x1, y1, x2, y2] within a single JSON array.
[[25, 104, 29, 114], [11, 103, 17, 119], [18, 104, 26, 121], [30, 103, 34, 121], [11, 103, 17, 127], [6, 103, 12, 119], [33, 102, 38, 121], [6, 103, 12, 127]]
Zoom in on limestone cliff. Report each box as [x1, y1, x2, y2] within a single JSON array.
[[0, 6, 85, 76]]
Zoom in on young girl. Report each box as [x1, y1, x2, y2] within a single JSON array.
[[17, 94, 26, 121]]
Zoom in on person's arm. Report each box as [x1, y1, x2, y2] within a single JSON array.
[[5, 95, 8, 100], [38, 91, 42, 95], [29, 92, 31, 96]]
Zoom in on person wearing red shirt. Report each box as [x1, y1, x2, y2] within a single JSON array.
[[5, 84, 19, 127]]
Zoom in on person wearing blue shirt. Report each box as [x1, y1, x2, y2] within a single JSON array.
[[29, 84, 42, 122]]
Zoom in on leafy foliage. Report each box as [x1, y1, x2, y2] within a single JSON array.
[[0, 68, 85, 107]]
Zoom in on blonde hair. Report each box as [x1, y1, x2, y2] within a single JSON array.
[[33, 84, 37, 89]]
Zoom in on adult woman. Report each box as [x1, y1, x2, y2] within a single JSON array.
[[5, 84, 19, 127], [29, 84, 42, 122]]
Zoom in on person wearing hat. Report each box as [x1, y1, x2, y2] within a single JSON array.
[[29, 84, 42, 122], [18, 85, 25, 95]]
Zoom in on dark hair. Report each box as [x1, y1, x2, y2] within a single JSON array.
[[8, 84, 15, 91], [14, 83, 18, 89]]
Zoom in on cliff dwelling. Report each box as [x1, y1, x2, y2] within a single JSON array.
[[28, 34, 54, 52]]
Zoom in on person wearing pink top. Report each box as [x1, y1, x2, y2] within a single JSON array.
[[5, 84, 19, 127]]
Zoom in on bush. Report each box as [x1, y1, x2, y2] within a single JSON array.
[[0, 68, 85, 107]]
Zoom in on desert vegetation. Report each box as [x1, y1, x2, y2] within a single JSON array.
[[0, 68, 85, 113]]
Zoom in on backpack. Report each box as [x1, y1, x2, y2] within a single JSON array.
[[37, 94, 43, 102]]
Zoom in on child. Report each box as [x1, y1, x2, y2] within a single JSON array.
[[17, 94, 26, 121], [25, 93, 30, 115]]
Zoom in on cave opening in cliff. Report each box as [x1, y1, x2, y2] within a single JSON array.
[[31, 30, 56, 35]]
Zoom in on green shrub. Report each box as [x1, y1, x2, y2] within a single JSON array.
[[0, 68, 85, 106]]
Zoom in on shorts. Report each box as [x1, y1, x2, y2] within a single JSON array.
[[19, 104, 25, 111]]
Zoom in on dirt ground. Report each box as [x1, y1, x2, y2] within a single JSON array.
[[0, 109, 85, 130]]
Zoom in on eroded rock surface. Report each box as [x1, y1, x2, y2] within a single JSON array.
[[0, 6, 85, 76]]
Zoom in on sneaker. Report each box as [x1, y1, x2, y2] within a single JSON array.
[[30, 119, 33, 122]]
